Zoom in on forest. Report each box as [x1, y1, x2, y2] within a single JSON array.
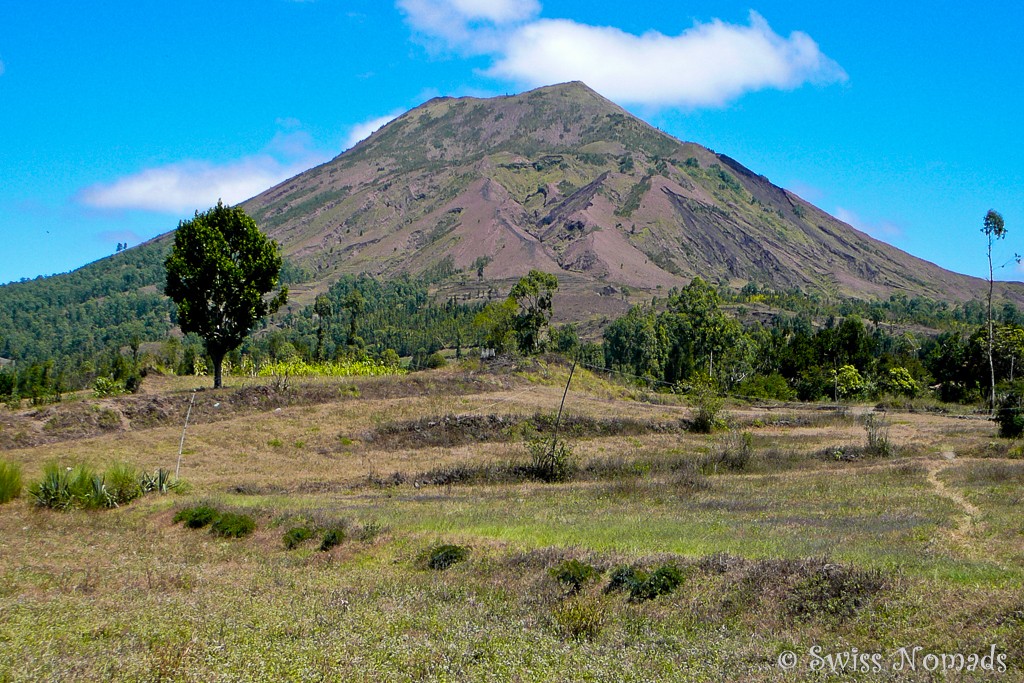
[[2, 250, 1023, 415]]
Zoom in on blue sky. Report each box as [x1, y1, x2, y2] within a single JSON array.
[[0, 0, 1021, 285]]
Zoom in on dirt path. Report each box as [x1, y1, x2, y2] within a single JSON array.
[[925, 459, 981, 523]]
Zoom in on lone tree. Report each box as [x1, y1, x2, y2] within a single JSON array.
[[165, 201, 287, 388], [510, 269, 559, 354], [983, 209, 1007, 414]]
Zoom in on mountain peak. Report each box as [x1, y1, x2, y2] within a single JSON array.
[[244, 85, 1021, 312]]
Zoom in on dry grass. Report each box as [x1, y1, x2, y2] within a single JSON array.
[[2, 368, 1024, 681]]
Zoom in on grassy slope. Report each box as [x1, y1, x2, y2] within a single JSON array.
[[1, 365, 1023, 681]]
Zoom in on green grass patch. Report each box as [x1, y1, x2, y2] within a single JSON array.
[[0, 460, 22, 504]]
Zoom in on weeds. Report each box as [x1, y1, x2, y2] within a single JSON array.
[[552, 596, 608, 641], [525, 435, 577, 483], [863, 413, 895, 457], [0, 460, 22, 504], [104, 462, 143, 505], [785, 563, 887, 621], [702, 431, 754, 473]]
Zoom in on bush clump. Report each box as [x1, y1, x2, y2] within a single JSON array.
[[0, 460, 23, 504], [319, 527, 346, 552], [420, 543, 470, 570], [629, 564, 686, 602], [997, 389, 1024, 438], [104, 462, 143, 506], [211, 512, 256, 538], [605, 563, 685, 602], [283, 526, 315, 550], [30, 461, 178, 510], [551, 559, 600, 594], [29, 463, 110, 509], [785, 563, 886, 620], [552, 596, 608, 641], [173, 504, 219, 529]]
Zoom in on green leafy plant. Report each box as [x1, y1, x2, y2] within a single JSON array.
[[140, 468, 176, 493], [604, 565, 641, 594], [0, 460, 22, 504], [283, 526, 314, 550], [551, 559, 600, 594], [420, 543, 470, 570], [552, 596, 608, 641], [210, 512, 256, 538], [319, 527, 346, 551], [173, 505, 219, 529], [104, 461, 143, 506], [626, 565, 684, 602]]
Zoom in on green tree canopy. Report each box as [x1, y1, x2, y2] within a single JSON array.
[[164, 201, 287, 388], [509, 270, 559, 354]]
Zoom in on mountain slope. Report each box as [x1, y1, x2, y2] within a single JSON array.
[[243, 81, 1022, 312]]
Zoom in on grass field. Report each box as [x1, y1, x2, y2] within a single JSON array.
[[1, 361, 1023, 681]]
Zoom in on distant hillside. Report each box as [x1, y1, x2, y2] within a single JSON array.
[[3, 81, 1022, 369], [244, 81, 1024, 315]]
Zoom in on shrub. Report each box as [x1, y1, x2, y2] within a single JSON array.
[[604, 565, 641, 594], [104, 462, 142, 506], [786, 563, 886, 620], [835, 365, 865, 400], [92, 376, 125, 398], [551, 559, 600, 594], [879, 367, 919, 398], [140, 468, 176, 494], [863, 413, 895, 457], [688, 376, 724, 433], [552, 596, 608, 641], [173, 505, 219, 529], [525, 434, 577, 483], [425, 352, 448, 369], [629, 564, 686, 602], [997, 389, 1024, 438], [211, 512, 256, 538], [420, 543, 469, 570], [319, 527, 346, 551], [0, 460, 22, 504], [283, 526, 314, 550], [735, 373, 796, 401], [703, 431, 754, 472]]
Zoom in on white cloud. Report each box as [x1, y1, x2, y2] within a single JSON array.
[[344, 112, 403, 149], [398, 2, 845, 107], [398, 0, 540, 51], [79, 131, 329, 214], [835, 207, 903, 240]]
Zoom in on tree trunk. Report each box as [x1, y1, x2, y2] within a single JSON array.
[[989, 238, 996, 415], [212, 351, 224, 389]]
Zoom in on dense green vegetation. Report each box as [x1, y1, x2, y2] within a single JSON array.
[[2, 240, 1022, 415]]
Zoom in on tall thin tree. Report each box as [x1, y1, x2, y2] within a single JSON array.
[[983, 209, 1007, 414]]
